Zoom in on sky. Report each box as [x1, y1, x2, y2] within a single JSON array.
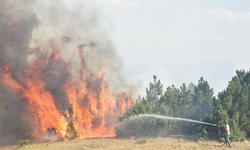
[[85, 0, 250, 97]]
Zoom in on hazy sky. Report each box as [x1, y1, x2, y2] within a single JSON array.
[[86, 0, 250, 96]]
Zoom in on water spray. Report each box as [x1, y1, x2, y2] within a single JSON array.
[[129, 114, 217, 126]]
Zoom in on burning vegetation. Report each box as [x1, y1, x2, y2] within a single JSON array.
[[0, 0, 134, 146]]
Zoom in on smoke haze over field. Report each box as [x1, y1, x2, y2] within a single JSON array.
[[0, 0, 134, 145], [97, 0, 250, 96]]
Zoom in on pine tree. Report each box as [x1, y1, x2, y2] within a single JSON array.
[[178, 83, 192, 117], [160, 85, 179, 116], [192, 77, 214, 120], [212, 70, 250, 141], [146, 75, 163, 103], [136, 95, 142, 104], [229, 113, 246, 142]]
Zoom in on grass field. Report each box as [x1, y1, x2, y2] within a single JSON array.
[[0, 135, 249, 150]]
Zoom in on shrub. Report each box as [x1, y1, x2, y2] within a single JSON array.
[[135, 137, 147, 144], [115, 116, 172, 138], [220, 138, 225, 143], [66, 121, 78, 140], [201, 128, 208, 139], [19, 139, 31, 147], [199, 137, 205, 142]]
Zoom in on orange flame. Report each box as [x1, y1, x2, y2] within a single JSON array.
[[0, 26, 134, 142]]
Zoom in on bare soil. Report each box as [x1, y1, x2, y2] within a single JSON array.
[[0, 135, 249, 150]]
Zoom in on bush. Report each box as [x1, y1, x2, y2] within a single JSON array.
[[115, 116, 172, 138], [66, 121, 78, 140], [19, 139, 31, 147], [200, 128, 208, 139], [220, 137, 225, 143], [199, 137, 205, 142], [230, 128, 246, 142], [135, 137, 147, 144]]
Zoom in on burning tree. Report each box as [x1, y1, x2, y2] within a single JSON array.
[[0, 0, 134, 145]]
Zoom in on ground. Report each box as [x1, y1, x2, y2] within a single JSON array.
[[0, 136, 249, 150]]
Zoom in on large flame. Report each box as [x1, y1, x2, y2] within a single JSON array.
[[0, 26, 133, 142]]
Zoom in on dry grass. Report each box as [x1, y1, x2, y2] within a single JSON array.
[[0, 136, 249, 150]]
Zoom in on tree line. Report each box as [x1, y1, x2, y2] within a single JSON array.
[[116, 70, 250, 142]]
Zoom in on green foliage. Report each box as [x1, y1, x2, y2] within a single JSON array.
[[120, 101, 153, 121], [159, 83, 192, 118], [213, 70, 250, 141], [115, 116, 172, 138], [116, 94, 175, 138], [192, 77, 214, 120], [115, 127, 123, 138], [19, 139, 31, 147], [220, 138, 225, 143], [66, 121, 78, 140], [200, 128, 208, 139], [199, 137, 205, 142], [116, 75, 213, 138], [117, 70, 250, 141], [146, 75, 163, 103]]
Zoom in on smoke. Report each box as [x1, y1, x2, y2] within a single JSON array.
[[0, 0, 134, 146]]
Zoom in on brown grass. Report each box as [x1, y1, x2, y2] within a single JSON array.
[[0, 136, 249, 150]]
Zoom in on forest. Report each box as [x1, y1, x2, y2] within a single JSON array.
[[116, 70, 250, 142]]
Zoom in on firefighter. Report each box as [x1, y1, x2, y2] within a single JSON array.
[[218, 120, 232, 147]]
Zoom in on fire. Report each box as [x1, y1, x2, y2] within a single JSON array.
[[0, 25, 134, 142]]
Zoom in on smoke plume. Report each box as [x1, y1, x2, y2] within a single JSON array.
[[0, 0, 134, 146]]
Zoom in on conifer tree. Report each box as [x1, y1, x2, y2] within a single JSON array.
[[146, 75, 163, 103], [192, 77, 214, 120], [213, 70, 250, 141]]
